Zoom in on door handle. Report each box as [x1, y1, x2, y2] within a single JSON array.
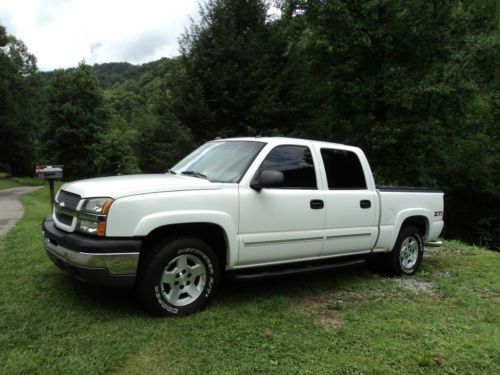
[[310, 199, 324, 209], [360, 200, 371, 209]]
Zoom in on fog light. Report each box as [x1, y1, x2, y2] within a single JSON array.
[[78, 220, 98, 235]]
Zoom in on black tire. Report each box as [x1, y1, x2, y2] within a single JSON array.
[[385, 225, 424, 276], [136, 236, 220, 317]]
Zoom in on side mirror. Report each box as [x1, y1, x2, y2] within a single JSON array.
[[251, 170, 284, 191]]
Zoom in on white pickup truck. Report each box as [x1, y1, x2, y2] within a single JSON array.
[[42, 137, 444, 316]]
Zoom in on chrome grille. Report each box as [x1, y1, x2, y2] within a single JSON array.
[[57, 190, 80, 210]]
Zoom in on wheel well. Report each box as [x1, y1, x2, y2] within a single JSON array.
[[401, 216, 428, 238], [141, 223, 228, 268]]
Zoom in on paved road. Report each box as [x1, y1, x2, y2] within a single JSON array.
[[0, 186, 44, 236]]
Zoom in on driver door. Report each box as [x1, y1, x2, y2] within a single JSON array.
[[237, 144, 325, 266]]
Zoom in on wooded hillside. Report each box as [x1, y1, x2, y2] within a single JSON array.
[[0, 0, 498, 249]]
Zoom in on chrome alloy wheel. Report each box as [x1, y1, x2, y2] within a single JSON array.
[[160, 252, 207, 307], [399, 236, 420, 270]]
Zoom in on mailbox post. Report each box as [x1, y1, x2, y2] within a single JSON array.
[[36, 165, 63, 207]]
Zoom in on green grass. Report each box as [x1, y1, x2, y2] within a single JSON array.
[[1, 188, 499, 374], [0, 175, 44, 190]]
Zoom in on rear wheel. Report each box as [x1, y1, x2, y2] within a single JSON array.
[[136, 237, 220, 316], [386, 225, 424, 275]]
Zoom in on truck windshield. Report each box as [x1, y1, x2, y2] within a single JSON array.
[[171, 141, 265, 182]]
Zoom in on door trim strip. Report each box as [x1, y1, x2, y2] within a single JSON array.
[[244, 236, 324, 247], [325, 233, 371, 240]]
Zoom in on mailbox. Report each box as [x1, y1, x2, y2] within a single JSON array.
[[36, 165, 63, 207], [36, 165, 63, 180]]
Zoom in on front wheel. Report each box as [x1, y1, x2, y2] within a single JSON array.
[[136, 237, 220, 316], [386, 225, 424, 275]]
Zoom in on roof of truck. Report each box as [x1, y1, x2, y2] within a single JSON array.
[[217, 136, 346, 147]]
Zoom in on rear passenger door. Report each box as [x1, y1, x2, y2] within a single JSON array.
[[317, 147, 378, 255]]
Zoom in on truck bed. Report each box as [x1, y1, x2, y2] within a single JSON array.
[[374, 187, 444, 251], [377, 186, 443, 193]]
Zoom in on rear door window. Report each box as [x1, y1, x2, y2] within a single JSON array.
[[321, 148, 367, 189]]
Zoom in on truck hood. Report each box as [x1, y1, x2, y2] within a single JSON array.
[[60, 174, 222, 199]]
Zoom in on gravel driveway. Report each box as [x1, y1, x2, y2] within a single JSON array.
[[0, 186, 44, 236]]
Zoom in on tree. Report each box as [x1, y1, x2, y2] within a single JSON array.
[[0, 23, 44, 176], [104, 58, 194, 173], [136, 111, 193, 173], [173, 0, 287, 141], [45, 62, 108, 180], [93, 127, 140, 176], [277, 0, 499, 248]]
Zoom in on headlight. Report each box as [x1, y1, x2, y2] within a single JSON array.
[[82, 198, 113, 214], [77, 197, 113, 236]]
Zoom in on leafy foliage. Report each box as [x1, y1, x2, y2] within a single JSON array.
[[0, 27, 44, 176], [173, 0, 288, 140], [104, 58, 194, 173], [0, 0, 498, 248], [44, 63, 109, 179]]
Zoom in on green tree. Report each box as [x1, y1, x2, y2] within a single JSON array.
[[93, 127, 140, 176], [136, 111, 193, 173], [277, 0, 499, 248], [0, 24, 44, 176], [173, 0, 287, 140], [105, 58, 194, 172], [45, 62, 108, 180]]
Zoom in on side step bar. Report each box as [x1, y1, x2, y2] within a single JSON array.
[[425, 241, 442, 247], [229, 259, 366, 281]]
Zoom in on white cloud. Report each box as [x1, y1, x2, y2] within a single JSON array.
[[0, 0, 200, 70]]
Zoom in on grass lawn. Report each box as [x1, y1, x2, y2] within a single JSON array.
[[0, 187, 499, 374]]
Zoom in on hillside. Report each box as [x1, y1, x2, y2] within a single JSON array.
[[41, 58, 169, 89]]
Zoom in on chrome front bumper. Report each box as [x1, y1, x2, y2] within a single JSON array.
[[42, 217, 141, 287], [43, 236, 139, 275]]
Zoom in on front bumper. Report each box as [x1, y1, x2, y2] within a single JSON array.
[[42, 218, 141, 288]]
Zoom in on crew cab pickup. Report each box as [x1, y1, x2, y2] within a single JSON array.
[[42, 137, 444, 316]]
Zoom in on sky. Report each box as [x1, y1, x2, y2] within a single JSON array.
[[0, 0, 201, 71]]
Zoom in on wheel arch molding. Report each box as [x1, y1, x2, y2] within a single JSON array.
[[391, 209, 431, 249], [138, 218, 234, 270]]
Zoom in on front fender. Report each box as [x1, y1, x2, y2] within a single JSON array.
[[133, 210, 238, 267]]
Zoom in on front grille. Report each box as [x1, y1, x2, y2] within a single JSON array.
[[56, 212, 73, 226], [57, 190, 81, 210]]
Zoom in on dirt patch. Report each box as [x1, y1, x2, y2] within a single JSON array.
[[435, 271, 451, 278], [465, 286, 500, 299], [313, 313, 343, 328], [426, 245, 481, 256], [296, 291, 343, 328], [394, 279, 436, 296], [295, 289, 383, 328], [296, 278, 439, 327]]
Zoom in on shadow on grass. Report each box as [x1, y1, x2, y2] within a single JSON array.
[[46, 273, 144, 317], [48, 264, 378, 317]]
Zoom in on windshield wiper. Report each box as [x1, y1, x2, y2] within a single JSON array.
[[181, 170, 209, 180], [165, 169, 176, 175]]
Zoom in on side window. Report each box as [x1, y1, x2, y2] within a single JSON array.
[[257, 145, 317, 189], [321, 148, 367, 189]]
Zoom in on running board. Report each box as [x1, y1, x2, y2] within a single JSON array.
[[229, 259, 366, 281], [425, 241, 442, 247]]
